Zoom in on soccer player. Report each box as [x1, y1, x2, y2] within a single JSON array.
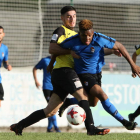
[[0, 26, 12, 107], [32, 56, 60, 132], [59, 19, 140, 130], [128, 45, 140, 122], [10, 6, 110, 136]]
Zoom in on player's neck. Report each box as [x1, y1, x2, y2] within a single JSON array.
[[0, 42, 2, 47], [64, 25, 74, 31]]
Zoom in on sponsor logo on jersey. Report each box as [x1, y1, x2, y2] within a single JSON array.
[[2, 52, 4, 57], [91, 47, 95, 53], [51, 34, 58, 41]]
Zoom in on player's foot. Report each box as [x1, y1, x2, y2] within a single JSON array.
[[55, 128, 61, 132], [123, 119, 137, 130], [88, 127, 110, 135], [128, 113, 135, 122], [47, 128, 53, 132], [10, 124, 23, 135]]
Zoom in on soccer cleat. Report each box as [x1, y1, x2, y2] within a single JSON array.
[[128, 114, 136, 122], [88, 127, 110, 135], [10, 124, 23, 135], [55, 128, 61, 132], [47, 128, 53, 132], [123, 119, 137, 130]]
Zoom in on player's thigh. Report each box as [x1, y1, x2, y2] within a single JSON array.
[[43, 93, 63, 117], [90, 84, 108, 101]]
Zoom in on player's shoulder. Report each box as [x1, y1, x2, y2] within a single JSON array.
[[53, 26, 65, 35], [1, 43, 8, 48], [94, 32, 115, 42]]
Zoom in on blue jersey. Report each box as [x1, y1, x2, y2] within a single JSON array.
[[0, 44, 8, 83], [60, 32, 116, 74], [35, 57, 53, 90]]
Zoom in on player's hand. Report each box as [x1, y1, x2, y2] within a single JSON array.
[[35, 81, 41, 90], [132, 73, 136, 78], [47, 64, 53, 73], [71, 50, 80, 59], [7, 65, 12, 71], [132, 65, 140, 78], [113, 50, 122, 57]]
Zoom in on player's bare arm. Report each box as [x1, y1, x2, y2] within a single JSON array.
[[132, 51, 137, 64], [104, 48, 122, 57], [33, 67, 41, 89], [3, 61, 12, 71], [113, 41, 140, 77], [49, 42, 71, 55]]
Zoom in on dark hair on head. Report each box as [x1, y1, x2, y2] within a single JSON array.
[[0, 26, 4, 31], [79, 19, 93, 31], [61, 6, 76, 15]]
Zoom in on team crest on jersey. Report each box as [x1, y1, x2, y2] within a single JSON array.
[[2, 52, 4, 57], [51, 34, 58, 41], [84, 81, 88, 86], [91, 47, 95, 53]]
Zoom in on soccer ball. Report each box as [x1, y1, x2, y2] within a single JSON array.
[[67, 105, 86, 125]]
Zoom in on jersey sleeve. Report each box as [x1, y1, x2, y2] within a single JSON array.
[[50, 26, 65, 44], [97, 33, 116, 49], [136, 48, 140, 55], [35, 58, 44, 70]]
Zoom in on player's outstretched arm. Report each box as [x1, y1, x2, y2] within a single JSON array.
[[113, 41, 140, 78], [49, 43, 71, 55], [132, 51, 137, 64], [104, 48, 122, 57]]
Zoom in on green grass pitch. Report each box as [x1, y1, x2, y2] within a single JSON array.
[[0, 132, 140, 140]]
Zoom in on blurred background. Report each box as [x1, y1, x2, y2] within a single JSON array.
[[0, 0, 140, 131]]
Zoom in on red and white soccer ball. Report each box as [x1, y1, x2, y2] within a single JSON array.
[[67, 105, 86, 125]]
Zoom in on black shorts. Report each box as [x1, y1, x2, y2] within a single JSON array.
[[43, 89, 53, 102], [78, 73, 102, 94], [0, 83, 4, 100], [51, 67, 83, 101]]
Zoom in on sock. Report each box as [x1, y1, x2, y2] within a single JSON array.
[[17, 109, 46, 129], [51, 115, 58, 129], [78, 100, 95, 134], [133, 105, 140, 118], [48, 117, 53, 130], [101, 98, 124, 122], [69, 98, 78, 105]]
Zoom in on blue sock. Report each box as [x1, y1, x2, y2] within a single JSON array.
[[47, 117, 53, 130], [69, 98, 78, 104], [101, 98, 124, 122], [51, 115, 58, 129]]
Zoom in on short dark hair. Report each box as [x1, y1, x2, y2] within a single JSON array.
[[0, 26, 4, 31], [61, 6, 76, 15], [79, 19, 93, 31]]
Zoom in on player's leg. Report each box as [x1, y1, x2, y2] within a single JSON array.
[[10, 93, 63, 135], [50, 115, 61, 132], [78, 73, 137, 130], [128, 105, 140, 122], [63, 69, 110, 135], [91, 84, 137, 130], [43, 89, 53, 132], [47, 117, 53, 132], [0, 83, 4, 107]]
